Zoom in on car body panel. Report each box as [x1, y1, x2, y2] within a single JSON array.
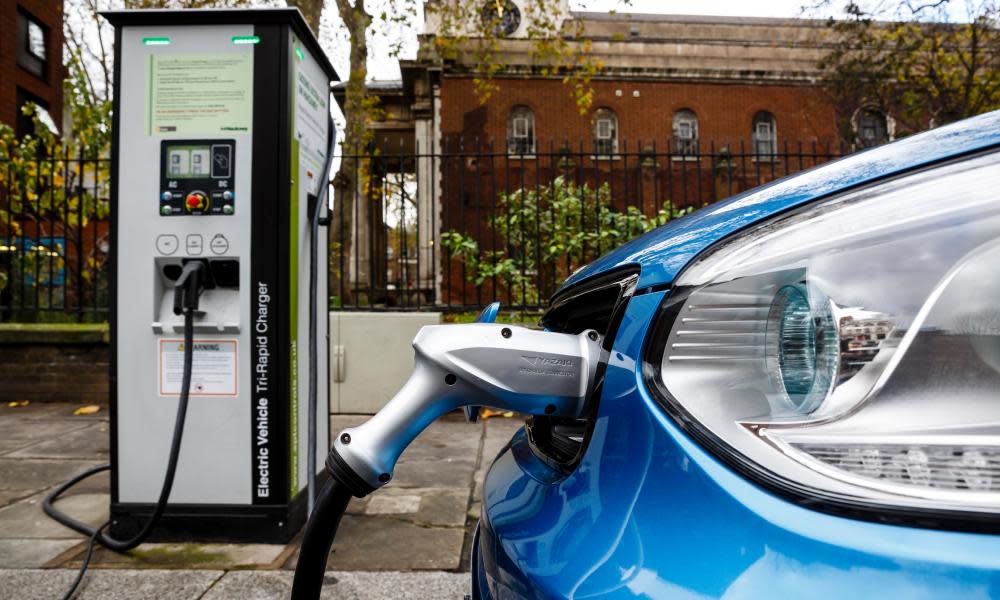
[[475, 293, 1000, 599], [564, 110, 1000, 291]]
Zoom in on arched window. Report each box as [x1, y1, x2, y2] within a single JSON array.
[[752, 111, 777, 158], [672, 109, 699, 156], [507, 105, 535, 155], [592, 108, 618, 156], [857, 108, 889, 148]]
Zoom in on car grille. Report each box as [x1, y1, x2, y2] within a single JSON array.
[[526, 267, 639, 472]]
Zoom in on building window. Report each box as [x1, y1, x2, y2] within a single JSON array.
[[592, 108, 619, 156], [857, 108, 889, 148], [507, 105, 535, 156], [15, 88, 50, 139], [672, 109, 699, 156], [16, 10, 48, 80], [752, 111, 777, 159]]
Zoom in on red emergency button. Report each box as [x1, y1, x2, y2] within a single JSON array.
[[184, 191, 209, 212]]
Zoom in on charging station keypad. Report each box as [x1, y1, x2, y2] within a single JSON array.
[[159, 140, 236, 216]]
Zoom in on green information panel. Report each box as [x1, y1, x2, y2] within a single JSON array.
[[146, 53, 253, 136]]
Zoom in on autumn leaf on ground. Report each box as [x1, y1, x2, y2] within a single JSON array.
[[7, 400, 29, 408], [74, 405, 101, 415]]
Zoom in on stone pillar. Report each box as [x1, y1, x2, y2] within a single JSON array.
[[413, 81, 442, 305]]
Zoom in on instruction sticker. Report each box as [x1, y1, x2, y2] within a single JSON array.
[[292, 35, 330, 196], [159, 339, 238, 397], [146, 53, 253, 136]]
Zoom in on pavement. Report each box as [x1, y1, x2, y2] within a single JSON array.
[[0, 402, 524, 599]]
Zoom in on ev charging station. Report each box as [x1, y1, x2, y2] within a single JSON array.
[[102, 9, 338, 543]]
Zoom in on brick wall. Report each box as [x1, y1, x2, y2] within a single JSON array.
[[0, 0, 65, 130], [0, 339, 109, 404], [439, 76, 838, 148]]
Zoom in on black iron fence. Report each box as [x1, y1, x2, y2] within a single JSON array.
[[332, 138, 844, 313], [0, 155, 110, 322], [0, 139, 845, 322]]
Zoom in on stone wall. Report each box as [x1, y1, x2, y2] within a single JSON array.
[[0, 326, 109, 404]]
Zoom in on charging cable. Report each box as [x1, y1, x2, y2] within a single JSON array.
[[44, 260, 208, 599], [306, 116, 337, 514]]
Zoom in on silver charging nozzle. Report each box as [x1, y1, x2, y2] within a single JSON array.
[[327, 322, 602, 496]]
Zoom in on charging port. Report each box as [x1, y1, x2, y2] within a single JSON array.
[[163, 259, 232, 289], [210, 259, 240, 288]]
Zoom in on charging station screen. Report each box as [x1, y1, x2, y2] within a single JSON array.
[[166, 145, 212, 178]]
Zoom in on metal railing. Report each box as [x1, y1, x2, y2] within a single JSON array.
[[0, 154, 110, 322], [332, 137, 843, 313], [0, 138, 845, 322]]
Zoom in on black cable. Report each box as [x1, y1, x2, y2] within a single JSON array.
[[306, 117, 337, 514], [290, 477, 353, 600], [45, 306, 197, 597], [60, 521, 107, 600]]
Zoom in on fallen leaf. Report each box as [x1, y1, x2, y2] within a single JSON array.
[[7, 400, 29, 408], [480, 408, 517, 420], [74, 405, 101, 415]]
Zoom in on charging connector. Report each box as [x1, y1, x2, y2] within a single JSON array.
[[292, 320, 602, 598]]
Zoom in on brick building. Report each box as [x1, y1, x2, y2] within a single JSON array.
[[334, 5, 886, 308], [0, 0, 64, 137]]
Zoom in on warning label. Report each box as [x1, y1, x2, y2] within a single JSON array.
[[159, 339, 238, 396]]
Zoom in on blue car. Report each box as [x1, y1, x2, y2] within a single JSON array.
[[472, 111, 1000, 599]]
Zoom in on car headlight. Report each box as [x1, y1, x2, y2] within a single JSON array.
[[644, 151, 1000, 525]]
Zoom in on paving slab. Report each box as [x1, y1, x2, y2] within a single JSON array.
[[0, 437, 30, 455], [329, 514, 465, 570], [0, 568, 223, 600], [0, 489, 35, 509], [396, 420, 483, 462], [353, 486, 468, 527], [0, 491, 107, 539], [79, 542, 287, 570], [6, 422, 110, 459], [53, 467, 111, 496], [280, 513, 465, 571], [389, 459, 477, 489], [0, 538, 81, 568], [365, 494, 421, 515], [0, 418, 92, 445], [0, 458, 101, 492], [203, 570, 469, 599]]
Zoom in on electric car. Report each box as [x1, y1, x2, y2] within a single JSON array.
[[472, 110, 1000, 599]]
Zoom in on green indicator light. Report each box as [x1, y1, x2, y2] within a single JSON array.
[[232, 35, 260, 45], [295, 47, 305, 61], [142, 37, 172, 46]]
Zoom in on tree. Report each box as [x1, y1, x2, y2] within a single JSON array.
[[441, 178, 691, 306], [816, 1, 1000, 142]]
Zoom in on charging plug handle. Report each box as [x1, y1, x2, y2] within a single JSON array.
[[172, 261, 208, 315], [327, 323, 602, 497]]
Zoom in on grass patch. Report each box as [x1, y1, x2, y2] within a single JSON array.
[[128, 544, 229, 567], [442, 310, 544, 326], [0, 322, 109, 343]]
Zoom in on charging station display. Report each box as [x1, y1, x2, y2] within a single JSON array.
[[159, 140, 235, 216], [105, 9, 337, 543]]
